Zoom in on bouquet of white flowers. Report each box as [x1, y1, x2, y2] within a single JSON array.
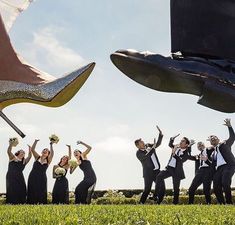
[[55, 167, 66, 176], [49, 134, 59, 144], [9, 137, 19, 147], [68, 159, 79, 167]]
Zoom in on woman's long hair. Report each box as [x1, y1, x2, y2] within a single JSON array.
[[58, 156, 69, 166], [14, 150, 25, 161]]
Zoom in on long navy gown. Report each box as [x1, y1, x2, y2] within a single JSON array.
[[75, 160, 96, 204], [6, 160, 26, 204], [27, 157, 48, 204], [52, 167, 69, 204]]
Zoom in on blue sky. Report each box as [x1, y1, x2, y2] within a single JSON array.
[[0, 0, 234, 192]]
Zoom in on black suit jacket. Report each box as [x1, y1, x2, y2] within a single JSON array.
[[192, 148, 213, 173], [167, 138, 192, 180], [136, 133, 163, 178], [211, 126, 235, 169]]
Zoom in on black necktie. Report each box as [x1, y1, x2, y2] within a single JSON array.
[[213, 147, 218, 168], [200, 153, 203, 167], [176, 149, 180, 156], [214, 147, 218, 160]]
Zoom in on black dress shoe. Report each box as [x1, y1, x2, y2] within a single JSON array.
[[110, 49, 235, 113], [153, 196, 161, 205]]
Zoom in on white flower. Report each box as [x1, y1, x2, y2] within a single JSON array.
[[55, 167, 66, 176], [9, 137, 19, 147], [49, 134, 59, 144], [68, 159, 79, 167]]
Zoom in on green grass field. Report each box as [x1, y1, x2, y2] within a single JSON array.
[[0, 205, 234, 225]]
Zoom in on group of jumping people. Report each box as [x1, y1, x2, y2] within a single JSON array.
[[6, 139, 96, 205], [135, 119, 235, 205]]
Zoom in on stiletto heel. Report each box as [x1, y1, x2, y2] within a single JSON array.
[[0, 111, 25, 138], [0, 9, 96, 135]]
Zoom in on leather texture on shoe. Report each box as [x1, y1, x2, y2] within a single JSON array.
[[111, 49, 235, 113]]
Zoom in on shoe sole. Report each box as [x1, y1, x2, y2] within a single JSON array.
[[110, 52, 204, 96], [111, 52, 235, 113], [0, 62, 95, 109]]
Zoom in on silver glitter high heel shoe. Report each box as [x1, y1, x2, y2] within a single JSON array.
[[0, 13, 95, 137]]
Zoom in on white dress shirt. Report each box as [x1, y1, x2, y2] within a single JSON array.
[[168, 148, 184, 168], [199, 149, 209, 168], [146, 147, 160, 170], [214, 145, 227, 169], [151, 154, 159, 170]]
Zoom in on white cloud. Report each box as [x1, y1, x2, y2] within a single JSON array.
[[94, 136, 133, 155], [106, 124, 130, 136], [21, 26, 86, 74]]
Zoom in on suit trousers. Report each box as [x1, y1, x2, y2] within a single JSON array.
[[188, 167, 212, 204], [140, 169, 162, 204], [213, 164, 235, 204], [156, 167, 181, 204], [171, 0, 235, 61]]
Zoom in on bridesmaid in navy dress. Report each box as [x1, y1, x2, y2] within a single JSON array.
[[52, 145, 71, 204], [27, 139, 54, 204], [70, 141, 96, 204], [6, 140, 32, 204]]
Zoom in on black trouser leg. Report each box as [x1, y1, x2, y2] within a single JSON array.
[[170, 0, 235, 60], [139, 176, 153, 204], [156, 170, 171, 204], [203, 175, 212, 204], [172, 176, 181, 204], [153, 170, 164, 200], [154, 177, 165, 202], [213, 168, 225, 204], [221, 165, 235, 204], [188, 171, 203, 204]]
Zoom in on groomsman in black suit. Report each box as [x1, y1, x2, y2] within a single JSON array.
[[135, 126, 163, 204], [208, 118, 235, 204], [156, 135, 194, 204], [188, 142, 213, 204]]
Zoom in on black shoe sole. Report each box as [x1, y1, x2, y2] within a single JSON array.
[[110, 51, 235, 113]]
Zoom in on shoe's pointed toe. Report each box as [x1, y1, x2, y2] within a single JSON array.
[[110, 50, 158, 89], [111, 49, 203, 95], [0, 12, 96, 135], [111, 49, 235, 113], [0, 11, 96, 109], [43, 62, 96, 107]]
